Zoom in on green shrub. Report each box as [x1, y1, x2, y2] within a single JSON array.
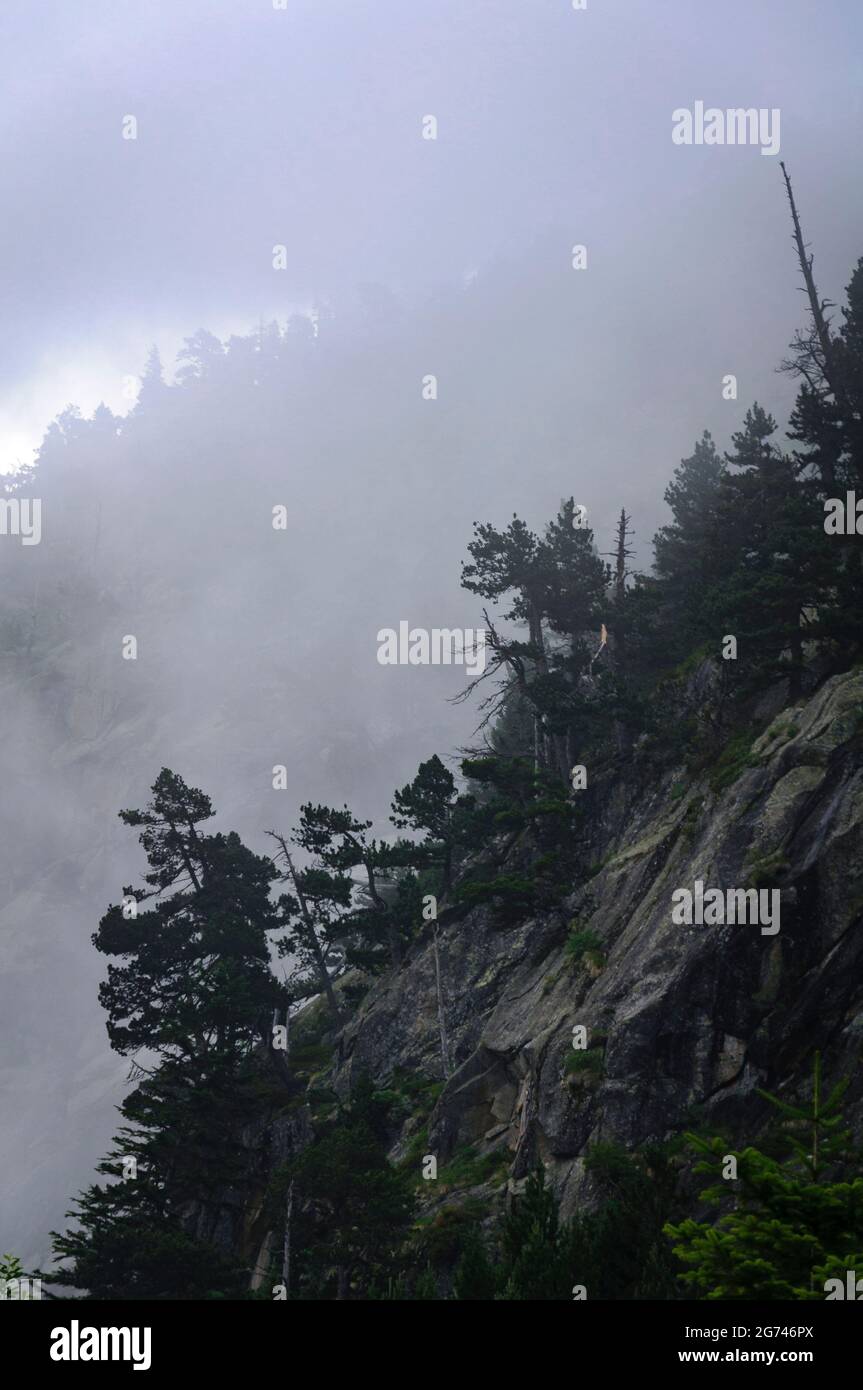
[[413, 1198, 492, 1267], [565, 926, 606, 970], [709, 730, 759, 792], [289, 1041, 333, 1072], [680, 794, 705, 842], [745, 847, 789, 889], [400, 1125, 430, 1173], [564, 1048, 604, 1077], [438, 1145, 510, 1190]]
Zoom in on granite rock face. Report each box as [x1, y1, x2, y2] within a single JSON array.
[[331, 669, 863, 1219]]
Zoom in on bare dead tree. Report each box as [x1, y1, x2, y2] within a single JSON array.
[[780, 164, 841, 394], [779, 161, 847, 492], [608, 508, 636, 607]]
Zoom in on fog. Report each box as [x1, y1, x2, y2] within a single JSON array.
[[1, 0, 861, 1268]]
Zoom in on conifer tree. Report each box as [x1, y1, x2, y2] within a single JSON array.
[[389, 754, 474, 894], [267, 828, 346, 1017], [706, 405, 829, 694], [665, 1056, 863, 1299], [96, 769, 282, 1063], [283, 802, 409, 972], [651, 430, 725, 663], [47, 770, 284, 1299], [453, 1227, 499, 1300], [281, 1079, 414, 1300], [461, 503, 608, 784], [787, 255, 863, 657], [499, 1167, 575, 1300]]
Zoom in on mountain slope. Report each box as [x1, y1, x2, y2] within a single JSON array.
[[327, 666, 863, 1222]]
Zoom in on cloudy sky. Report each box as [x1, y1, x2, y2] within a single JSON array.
[[3, 0, 863, 1273], [2, 0, 862, 475]]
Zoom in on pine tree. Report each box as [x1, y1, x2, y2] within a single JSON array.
[[499, 1168, 575, 1300], [577, 1141, 682, 1300], [665, 1055, 863, 1299], [460, 503, 609, 785], [95, 769, 281, 1063], [706, 405, 829, 694], [46, 770, 284, 1298], [461, 512, 565, 779], [651, 430, 725, 664], [135, 346, 169, 412], [453, 1227, 499, 1300], [456, 753, 575, 925], [283, 1079, 414, 1300], [267, 828, 345, 1017], [389, 755, 474, 894], [280, 801, 410, 973], [787, 255, 863, 658]]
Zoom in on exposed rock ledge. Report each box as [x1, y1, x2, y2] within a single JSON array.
[[331, 669, 863, 1220]]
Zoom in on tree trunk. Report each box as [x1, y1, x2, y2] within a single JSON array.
[[442, 842, 453, 897], [384, 914, 403, 968], [788, 628, 804, 699], [527, 601, 570, 786], [354, 848, 401, 968], [268, 833, 341, 1019], [281, 1179, 293, 1298], [781, 162, 841, 493], [432, 923, 451, 1079], [614, 508, 630, 609]]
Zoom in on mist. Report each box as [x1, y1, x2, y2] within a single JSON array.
[[1, 0, 861, 1271]]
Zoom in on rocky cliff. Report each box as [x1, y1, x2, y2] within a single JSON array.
[[311, 666, 863, 1229]]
